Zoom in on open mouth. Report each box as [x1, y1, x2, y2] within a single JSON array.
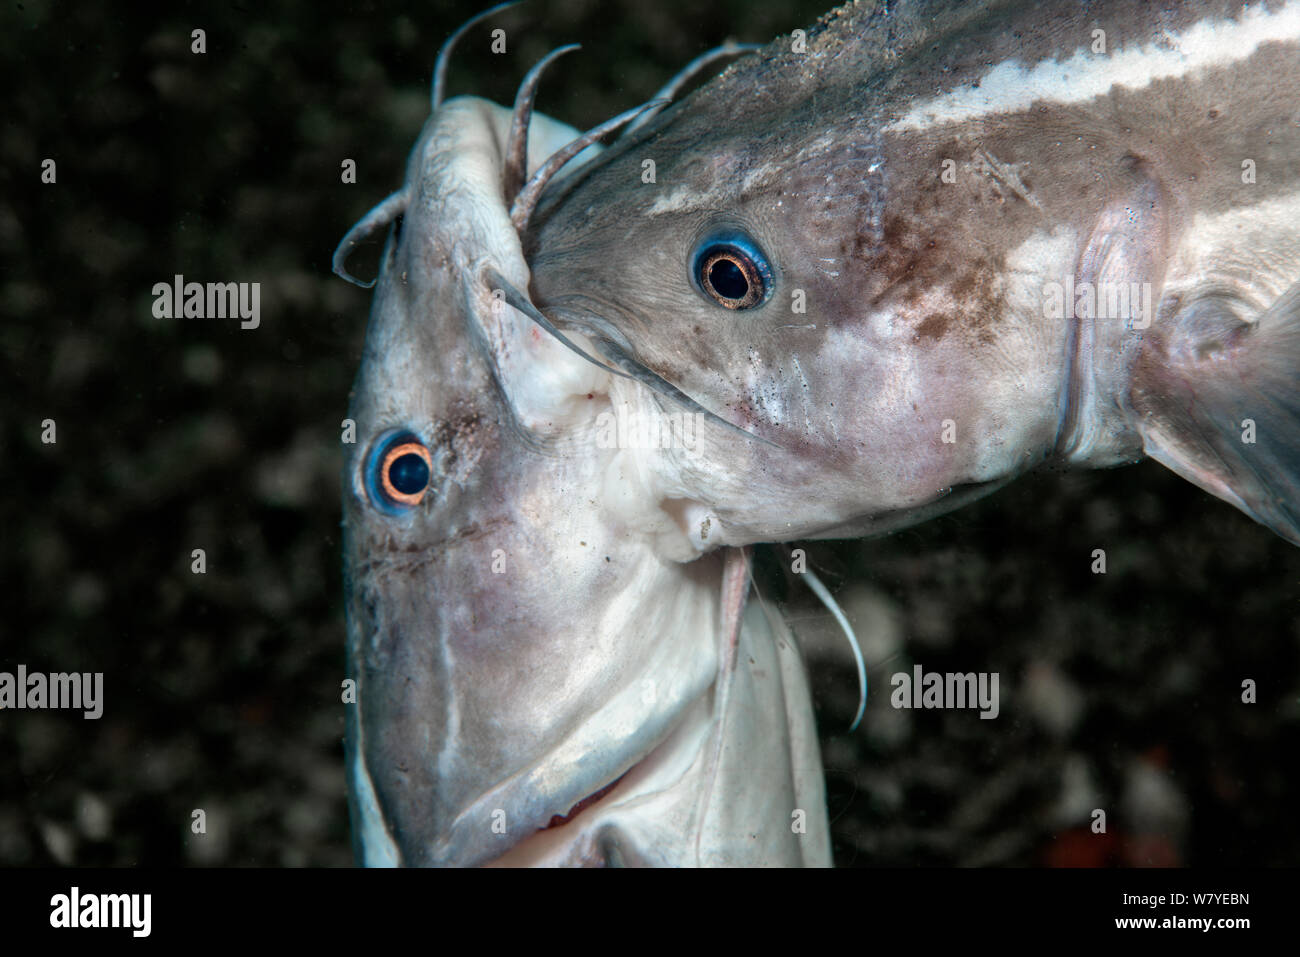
[[482, 767, 637, 867], [480, 690, 715, 866], [543, 773, 627, 830], [482, 703, 707, 866]]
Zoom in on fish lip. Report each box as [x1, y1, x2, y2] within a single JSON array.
[[475, 694, 712, 867], [429, 600, 721, 867], [472, 760, 644, 868], [432, 722, 667, 866], [540, 772, 629, 832]]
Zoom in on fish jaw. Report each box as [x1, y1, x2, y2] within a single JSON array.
[[482, 600, 832, 868], [344, 498, 724, 866]]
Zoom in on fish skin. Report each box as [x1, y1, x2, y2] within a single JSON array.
[[339, 94, 830, 867], [525, 0, 1300, 555]]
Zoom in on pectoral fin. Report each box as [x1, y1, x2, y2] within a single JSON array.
[[1131, 279, 1300, 545]]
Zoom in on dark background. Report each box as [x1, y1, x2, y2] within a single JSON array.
[[2, 0, 1297, 867]]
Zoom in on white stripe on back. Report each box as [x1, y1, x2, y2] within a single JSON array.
[[884, 1, 1300, 133]]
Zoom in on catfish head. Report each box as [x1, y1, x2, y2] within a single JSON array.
[[335, 40, 731, 861], [334, 17, 821, 866], [525, 0, 1300, 553], [523, 10, 1052, 554]]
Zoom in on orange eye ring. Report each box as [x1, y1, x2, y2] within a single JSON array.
[[379, 441, 433, 507]]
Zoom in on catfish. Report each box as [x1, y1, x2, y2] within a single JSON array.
[[524, 0, 1300, 555]]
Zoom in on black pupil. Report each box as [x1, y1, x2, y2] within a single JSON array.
[[389, 452, 429, 495], [708, 257, 749, 300]]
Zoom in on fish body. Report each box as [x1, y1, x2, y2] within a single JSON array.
[[526, 0, 1300, 554], [341, 0, 1300, 867], [339, 89, 829, 865]]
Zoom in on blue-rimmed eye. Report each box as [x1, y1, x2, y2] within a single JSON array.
[[690, 231, 773, 309], [365, 431, 432, 513]]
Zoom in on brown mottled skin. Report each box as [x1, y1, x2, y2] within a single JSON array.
[[527, 0, 1300, 551]]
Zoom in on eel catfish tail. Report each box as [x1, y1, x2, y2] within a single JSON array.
[[1130, 279, 1300, 545]]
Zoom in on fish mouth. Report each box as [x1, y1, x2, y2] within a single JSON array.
[[525, 295, 775, 446], [541, 773, 628, 831], [480, 693, 714, 867], [477, 747, 654, 867], [478, 764, 640, 868]]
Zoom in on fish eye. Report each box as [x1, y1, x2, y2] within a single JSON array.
[[365, 431, 433, 512], [690, 231, 773, 310]]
